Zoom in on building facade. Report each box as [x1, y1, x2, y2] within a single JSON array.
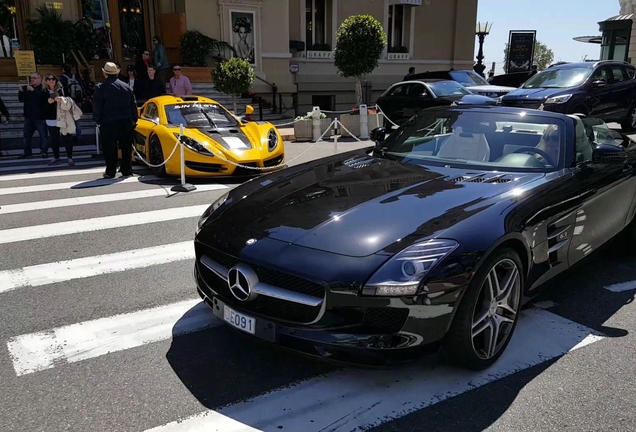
[[4, 0, 478, 112]]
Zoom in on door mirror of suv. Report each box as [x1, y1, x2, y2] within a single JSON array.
[[592, 143, 627, 163], [592, 79, 607, 88], [370, 127, 386, 144]]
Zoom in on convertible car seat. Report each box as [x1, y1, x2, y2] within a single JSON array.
[[436, 126, 492, 161]]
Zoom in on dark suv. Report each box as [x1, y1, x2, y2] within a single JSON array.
[[500, 60, 636, 132]]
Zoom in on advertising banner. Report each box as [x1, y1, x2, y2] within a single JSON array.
[[507, 31, 536, 72]]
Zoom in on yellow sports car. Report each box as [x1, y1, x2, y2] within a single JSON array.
[[130, 94, 286, 177]]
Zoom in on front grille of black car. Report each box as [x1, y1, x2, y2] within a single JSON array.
[[362, 308, 410, 333], [198, 247, 325, 323], [502, 100, 543, 109]]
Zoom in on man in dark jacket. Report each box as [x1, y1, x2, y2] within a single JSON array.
[[92, 62, 138, 179], [138, 64, 166, 104], [17, 72, 49, 158]]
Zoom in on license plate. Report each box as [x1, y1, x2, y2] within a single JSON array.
[[223, 305, 256, 335]]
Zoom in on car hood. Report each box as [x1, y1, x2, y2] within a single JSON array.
[[503, 87, 566, 101], [216, 153, 545, 257], [438, 94, 497, 105], [177, 125, 258, 151], [466, 84, 517, 94]]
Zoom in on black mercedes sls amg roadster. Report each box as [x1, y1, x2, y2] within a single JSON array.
[[193, 106, 636, 370]]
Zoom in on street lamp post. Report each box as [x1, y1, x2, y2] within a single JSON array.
[[474, 21, 493, 77]]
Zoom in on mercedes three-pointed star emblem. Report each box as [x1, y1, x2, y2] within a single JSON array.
[[227, 264, 259, 302]]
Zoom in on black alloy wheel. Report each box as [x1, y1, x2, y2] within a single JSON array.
[[149, 135, 167, 177], [444, 248, 523, 370]]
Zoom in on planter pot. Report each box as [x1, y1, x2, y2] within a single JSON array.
[[293, 118, 332, 141], [180, 66, 215, 83], [339, 113, 385, 138]]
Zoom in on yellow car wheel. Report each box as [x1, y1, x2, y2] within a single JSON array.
[[148, 135, 167, 177]]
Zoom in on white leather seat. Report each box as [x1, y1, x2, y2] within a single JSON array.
[[436, 127, 491, 161]]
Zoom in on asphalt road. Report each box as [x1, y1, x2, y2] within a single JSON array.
[[1, 136, 636, 432]]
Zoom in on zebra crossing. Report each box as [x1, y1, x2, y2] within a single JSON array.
[[0, 149, 628, 432]]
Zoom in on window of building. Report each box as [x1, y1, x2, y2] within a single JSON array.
[[387, 4, 412, 54], [306, 0, 329, 50]]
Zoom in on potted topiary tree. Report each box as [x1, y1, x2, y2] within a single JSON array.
[[211, 57, 255, 114], [334, 15, 386, 138], [180, 30, 234, 82]]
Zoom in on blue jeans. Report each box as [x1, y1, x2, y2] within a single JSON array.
[[23, 118, 49, 155]]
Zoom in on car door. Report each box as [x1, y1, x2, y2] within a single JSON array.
[[567, 118, 636, 266], [607, 65, 633, 120], [587, 66, 615, 119], [404, 83, 436, 117], [135, 102, 160, 158], [377, 83, 412, 125]]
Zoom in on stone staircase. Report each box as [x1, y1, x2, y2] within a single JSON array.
[[0, 82, 293, 156]]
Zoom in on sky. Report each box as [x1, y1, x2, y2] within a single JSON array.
[[475, 0, 621, 74]]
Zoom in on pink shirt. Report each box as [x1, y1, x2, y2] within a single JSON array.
[[169, 75, 193, 95]]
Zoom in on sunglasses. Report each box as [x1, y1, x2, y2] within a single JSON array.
[[173, 68, 181, 71]]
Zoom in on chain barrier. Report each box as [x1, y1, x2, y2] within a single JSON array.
[[131, 136, 181, 168], [130, 104, 388, 175]]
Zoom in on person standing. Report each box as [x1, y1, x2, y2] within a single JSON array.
[[152, 36, 170, 87], [169, 65, 192, 96], [17, 72, 49, 158], [138, 64, 166, 104], [92, 62, 138, 179]]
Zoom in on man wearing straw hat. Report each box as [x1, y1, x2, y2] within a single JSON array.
[[92, 61, 138, 179]]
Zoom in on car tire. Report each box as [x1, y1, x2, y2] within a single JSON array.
[[620, 104, 636, 133], [148, 135, 167, 177], [443, 248, 523, 370]]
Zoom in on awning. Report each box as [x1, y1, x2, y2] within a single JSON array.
[[573, 35, 602, 44]]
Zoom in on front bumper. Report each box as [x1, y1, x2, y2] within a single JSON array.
[[193, 245, 460, 366]]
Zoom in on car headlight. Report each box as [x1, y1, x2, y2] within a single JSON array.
[[196, 191, 229, 233], [544, 94, 572, 105], [361, 239, 459, 297], [267, 128, 278, 152], [173, 133, 213, 155], [496, 96, 504, 105]]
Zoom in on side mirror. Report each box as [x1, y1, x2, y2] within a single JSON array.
[[592, 79, 607, 88], [370, 127, 386, 143], [592, 143, 627, 164], [245, 104, 254, 115]]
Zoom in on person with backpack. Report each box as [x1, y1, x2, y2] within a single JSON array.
[[59, 64, 84, 147]]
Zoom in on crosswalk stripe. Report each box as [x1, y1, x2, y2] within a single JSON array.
[[0, 166, 107, 181], [145, 308, 605, 432], [0, 174, 166, 195], [0, 160, 102, 174], [0, 241, 195, 294], [604, 279, 636, 292], [0, 154, 94, 166], [0, 184, 228, 214], [0, 204, 209, 245], [7, 299, 221, 377]]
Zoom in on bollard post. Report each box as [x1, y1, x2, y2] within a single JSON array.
[[91, 124, 102, 159], [359, 104, 369, 140], [333, 119, 338, 155], [171, 124, 197, 193], [312, 106, 322, 142]]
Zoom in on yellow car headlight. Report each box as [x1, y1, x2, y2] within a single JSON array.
[[267, 128, 278, 152]]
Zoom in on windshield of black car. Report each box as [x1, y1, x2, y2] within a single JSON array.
[[428, 81, 472, 97], [522, 67, 592, 89], [450, 71, 489, 86], [164, 103, 238, 128], [378, 111, 566, 172]]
